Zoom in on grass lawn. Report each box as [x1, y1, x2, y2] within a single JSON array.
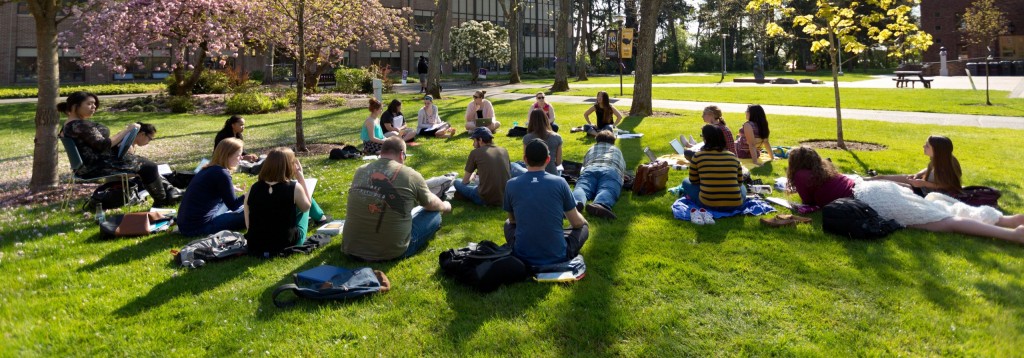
[[2, 96, 1024, 356], [519, 71, 879, 85], [0, 83, 165, 99], [508, 86, 1024, 118]]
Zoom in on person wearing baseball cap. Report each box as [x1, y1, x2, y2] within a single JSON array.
[[453, 127, 511, 206]]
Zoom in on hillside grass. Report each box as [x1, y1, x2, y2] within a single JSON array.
[[1, 96, 1023, 356]]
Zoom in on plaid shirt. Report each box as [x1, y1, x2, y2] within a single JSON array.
[[582, 142, 626, 177]]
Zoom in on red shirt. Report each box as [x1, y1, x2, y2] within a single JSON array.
[[792, 169, 855, 206]]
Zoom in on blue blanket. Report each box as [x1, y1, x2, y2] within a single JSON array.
[[671, 196, 776, 221]]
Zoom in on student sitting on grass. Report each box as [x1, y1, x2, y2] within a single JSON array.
[[790, 146, 1024, 244], [511, 109, 563, 176], [529, 92, 558, 132], [244, 147, 329, 256], [361, 98, 387, 155], [454, 127, 511, 206], [575, 91, 623, 136], [682, 125, 746, 212], [177, 138, 248, 236], [866, 135, 961, 196], [381, 99, 418, 142], [214, 115, 259, 162], [736, 104, 774, 165], [464, 90, 500, 132], [683, 105, 736, 161], [416, 95, 456, 138]]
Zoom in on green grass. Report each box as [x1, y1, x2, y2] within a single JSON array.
[[2, 96, 1024, 356], [509, 86, 1024, 117], [519, 71, 879, 85], [0, 83, 166, 99]]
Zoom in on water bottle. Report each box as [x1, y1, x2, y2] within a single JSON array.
[[513, 121, 519, 128], [95, 204, 105, 224], [556, 165, 564, 177]]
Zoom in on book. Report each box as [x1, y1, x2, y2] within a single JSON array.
[[534, 271, 585, 283], [316, 220, 345, 236], [149, 207, 177, 216], [157, 164, 173, 176]]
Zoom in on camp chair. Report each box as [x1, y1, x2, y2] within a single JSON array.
[[59, 136, 137, 209]]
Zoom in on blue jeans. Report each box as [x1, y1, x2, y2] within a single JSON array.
[[682, 178, 747, 211], [402, 208, 442, 258], [510, 161, 528, 178], [572, 167, 622, 209], [583, 124, 615, 135], [453, 180, 485, 205], [186, 203, 246, 237]]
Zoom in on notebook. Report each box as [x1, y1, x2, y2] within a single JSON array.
[[117, 126, 140, 159], [194, 158, 210, 173]]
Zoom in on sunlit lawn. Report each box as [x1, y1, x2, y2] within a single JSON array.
[[1, 94, 1023, 356]]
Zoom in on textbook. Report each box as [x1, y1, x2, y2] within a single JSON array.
[[316, 220, 345, 236]]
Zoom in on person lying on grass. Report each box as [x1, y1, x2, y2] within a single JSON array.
[[788, 146, 1024, 244], [866, 135, 961, 197]]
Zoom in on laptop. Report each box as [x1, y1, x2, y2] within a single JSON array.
[[474, 117, 493, 128], [669, 139, 686, 155], [643, 147, 658, 163]]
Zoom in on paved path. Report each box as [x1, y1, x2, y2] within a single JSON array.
[[398, 75, 1024, 130]]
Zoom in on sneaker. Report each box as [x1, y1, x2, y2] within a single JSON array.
[[688, 135, 698, 146], [570, 126, 584, 133], [313, 214, 333, 227], [699, 208, 715, 225], [586, 203, 617, 220], [689, 208, 705, 225], [576, 201, 584, 214]]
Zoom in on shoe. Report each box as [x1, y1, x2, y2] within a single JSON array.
[[778, 214, 812, 224], [585, 203, 617, 220], [867, 169, 878, 177], [689, 208, 705, 225], [576, 201, 584, 214], [699, 208, 715, 225], [313, 214, 333, 227], [688, 135, 698, 146], [570, 126, 584, 133], [760, 216, 795, 227]]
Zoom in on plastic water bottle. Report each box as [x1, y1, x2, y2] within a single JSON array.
[[95, 204, 105, 224], [556, 165, 564, 177], [513, 121, 519, 128]]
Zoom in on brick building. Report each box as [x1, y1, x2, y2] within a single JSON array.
[[0, 0, 561, 86], [920, 0, 1024, 62]]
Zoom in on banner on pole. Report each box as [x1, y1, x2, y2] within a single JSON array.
[[620, 28, 634, 59]]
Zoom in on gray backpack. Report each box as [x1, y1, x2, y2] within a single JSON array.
[[174, 230, 248, 268]]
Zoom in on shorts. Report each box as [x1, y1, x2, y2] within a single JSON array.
[[363, 141, 382, 154]]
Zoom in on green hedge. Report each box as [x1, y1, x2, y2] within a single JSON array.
[[225, 92, 273, 114], [0, 83, 165, 99], [164, 70, 230, 95]]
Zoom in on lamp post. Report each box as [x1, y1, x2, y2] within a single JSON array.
[[720, 32, 728, 82], [837, 36, 844, 76], [985, 46, 993, 105]]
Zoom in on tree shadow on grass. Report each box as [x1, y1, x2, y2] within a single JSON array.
[[439, 275, 550, 348], [78, 232, 187, 272]]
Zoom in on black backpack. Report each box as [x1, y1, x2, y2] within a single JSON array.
[[439, 241, 528, 292], [822, 198, 903, 240], [83, 180, 145, 211]]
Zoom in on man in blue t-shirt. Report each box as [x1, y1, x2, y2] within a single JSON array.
[[503, 139, 589, 266]]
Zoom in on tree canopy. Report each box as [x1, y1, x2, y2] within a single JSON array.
[[447, 20, 510, 83]]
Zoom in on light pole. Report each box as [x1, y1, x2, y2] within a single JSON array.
[[720, 32, 728, 82], [615, 14, 625, 96], [837, 36, 844, 76], [985, 46, 993, 105]]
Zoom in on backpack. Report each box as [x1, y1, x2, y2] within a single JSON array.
[[633, 161, 670, 195], [272, 265, 390, 308], [329, 145, 362, 160], [83, 180, 145, 211], [438, 241, 528, 292], [955, 186, 1001, 209], [173, 230, 249, 268], [822, 198, 903, 240], [507, 126, 528, 137]]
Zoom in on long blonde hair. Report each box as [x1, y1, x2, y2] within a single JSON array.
[[210, 137, 243, 170]]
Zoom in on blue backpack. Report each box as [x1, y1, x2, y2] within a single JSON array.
[[272, 265, 390, 308]]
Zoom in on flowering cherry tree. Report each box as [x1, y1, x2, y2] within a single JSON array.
[[250, 0, 418, 90], [66, 0, 253, 96], [448, 20, 510, 84]]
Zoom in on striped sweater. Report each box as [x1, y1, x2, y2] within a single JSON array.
[[689, 150, 744, 208]]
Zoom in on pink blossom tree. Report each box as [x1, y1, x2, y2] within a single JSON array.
[[66, 0, 254, 96], [250, 0, 418, 90]]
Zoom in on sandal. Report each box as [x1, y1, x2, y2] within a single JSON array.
[[776, 214, 812, 224], [760, 216, 795, 227]]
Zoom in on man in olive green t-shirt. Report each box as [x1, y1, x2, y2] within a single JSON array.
[[342, 137, 452, 261], [453, 127, 511, 206]]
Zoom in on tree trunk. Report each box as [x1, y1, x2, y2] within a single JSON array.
[[829, 31, 845, 149], [629, 0, 663, 116], [469, 58, 479, 84], [576, 0, 590, 81], [303, 71, 319, 92], [552, 0, 571, 91], [29, 1, 61, 192], [427, 0, 449, 99], [499, 0, 522, 84], [294, 0, 307, 152]]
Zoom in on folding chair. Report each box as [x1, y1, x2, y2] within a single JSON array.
[[59, 137, 137, 210]]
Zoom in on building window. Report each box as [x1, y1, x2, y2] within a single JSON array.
[[370, 51, 401, 70], [15, 48, 85, 83], [934, 12, 940, 17], [935, 26, 941, 31], [414, 10, 433, 32], [17, 1, 30, 14]]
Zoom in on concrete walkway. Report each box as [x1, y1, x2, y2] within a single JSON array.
[[397, 75, 1024, 130]]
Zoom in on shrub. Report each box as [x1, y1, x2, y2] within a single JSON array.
[[226, 92, 273, 114], [334, 67, 372, 94], [271, 97, 290, 111], [167, 96, 195, 113], [249, 70, 265, 84], [164, 70, 230, 95], [141, 105, 158, 112], [0, 84, 163, 99], [129, 105, 144, 112], [317, 95, 346, 107]]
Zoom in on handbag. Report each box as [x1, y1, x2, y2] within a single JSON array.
[[955, 186, 1001, 208], [632, 161, 670, 195]]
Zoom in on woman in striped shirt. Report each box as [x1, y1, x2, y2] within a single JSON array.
[[683, 124, 747, 210]]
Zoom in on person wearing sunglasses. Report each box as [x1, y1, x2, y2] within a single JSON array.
[[529, 92, 558, 132]]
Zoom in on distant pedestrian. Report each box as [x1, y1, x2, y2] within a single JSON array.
[[417, 56, 429, 93]]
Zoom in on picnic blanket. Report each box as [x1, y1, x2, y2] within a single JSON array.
[[671, 196, 776, 221]]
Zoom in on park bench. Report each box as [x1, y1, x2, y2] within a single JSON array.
[[893, 70, 933, 88]]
